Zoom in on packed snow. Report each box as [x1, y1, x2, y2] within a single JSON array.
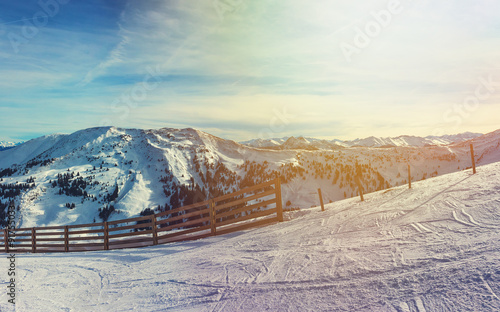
[[2, 161, 499, 311]]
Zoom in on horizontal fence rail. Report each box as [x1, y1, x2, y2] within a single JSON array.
[[1, 178, 284, 253]]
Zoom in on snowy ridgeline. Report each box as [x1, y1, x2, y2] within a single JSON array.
[[2, 159, 499, 311], [241, 132, 483, 149], [0, 126, 499, 230]]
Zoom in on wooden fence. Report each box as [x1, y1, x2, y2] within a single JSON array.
[[0, 178, 283, 253]]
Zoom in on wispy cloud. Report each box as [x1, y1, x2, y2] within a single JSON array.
[[78, 31, 130, 87], [1, 0, 500, 142]]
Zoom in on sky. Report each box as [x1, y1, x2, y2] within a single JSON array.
[[1, 0, 499, 143]]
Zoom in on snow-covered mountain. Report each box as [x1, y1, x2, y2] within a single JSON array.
[[281, 136, 313, 150], [425, 132, 483, 145], [0, 140, 23, 151], [240, 138, 285, 148], [0, 127, 499, 230], [242, 132, 483, 149], [348, 132, 483, 148], [280, 137, 345, 150], [241, 136, 340, 150], [10, 160, 500, 311]]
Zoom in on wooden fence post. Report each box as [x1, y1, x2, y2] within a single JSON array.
[[151, 214, 158, 245], [470, 144, 476, 174], [3, 229, 8, 253], [31, 228, 36, 253], [104, 222, 109, 250], [275, 177, 284, 222], [64, 226, 69, 252], [209, 199, 216, 235], [408, 164, 412, 189], [317, 188, 325, 212]]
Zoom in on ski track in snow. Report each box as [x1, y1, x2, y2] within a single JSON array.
[[1, 162, 500, 311], [452, 210, 476, 227], [460, 208, 481, 226]]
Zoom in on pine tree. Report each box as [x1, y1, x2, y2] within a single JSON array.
[[110, 183, 119, 202]]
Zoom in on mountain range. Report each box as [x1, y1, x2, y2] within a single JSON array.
[[240, 132, 483, 149], [0, 127, 499, 230]]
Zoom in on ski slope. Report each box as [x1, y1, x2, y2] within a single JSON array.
[[2, 161, 499, 311]]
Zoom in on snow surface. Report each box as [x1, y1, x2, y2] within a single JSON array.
[[3, 161, 500, 311]]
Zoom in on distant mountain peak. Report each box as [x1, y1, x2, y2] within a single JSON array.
[[241, 132, 484, 150], [0, 140, 24, 151]]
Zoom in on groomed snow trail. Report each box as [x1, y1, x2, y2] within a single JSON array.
[[2, 162, 500, 311]]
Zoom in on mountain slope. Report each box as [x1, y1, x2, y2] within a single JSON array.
[[7, 160, 500, 311], [0, 127, 498, 230]]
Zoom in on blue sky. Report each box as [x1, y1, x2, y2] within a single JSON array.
[[1, 0, 499, 142]]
